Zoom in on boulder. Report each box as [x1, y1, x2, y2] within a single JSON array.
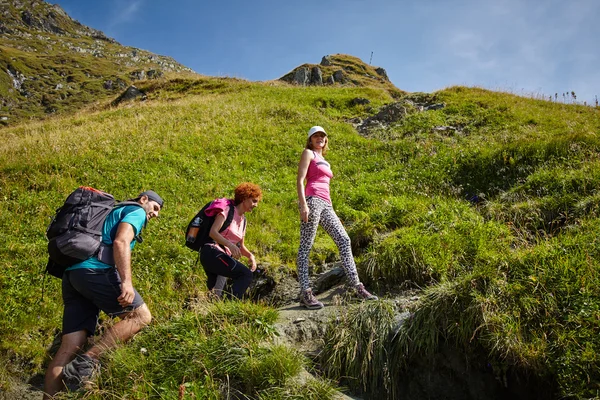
[[320, 55, 332, 66], [111, 85, 146, 106], [310, 66, 323, 85], [293, 67, 310, 85], [130, 70, 146, 81], [314, 267, 345, 293], [375, 67, 389, 80], [350, 97, 370, 106], [146, 69, 163, 79], [333, 70, 346, 83]]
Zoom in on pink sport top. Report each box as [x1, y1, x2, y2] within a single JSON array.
[[206, 202, 246, 256], [305, 151, 333, 203]]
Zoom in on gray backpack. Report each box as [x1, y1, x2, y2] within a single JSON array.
[[45, 187, 141, 278]]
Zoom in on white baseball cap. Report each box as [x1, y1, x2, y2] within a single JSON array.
[[307, 126, 327, 138]]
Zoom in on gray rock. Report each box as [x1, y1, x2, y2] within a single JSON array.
[[333, 70, 346, 83], [103, 80, 113, 90], [350, 97, 370, 106], [320, 55, 332, 66], [111, 85, 146, 106], [310, 66, 322, 85], [146, 69, 163, 79], [325, 75, 335, 85], [314, 267, 345, 293], [433, 125, 457, 132], [372, 102, 409, 123], [7, 66, 26, 90], [425, 103, 445, 111], [375, 67, 389, 80], [130, 70, 146, 81], [293, 67, 310, 85]]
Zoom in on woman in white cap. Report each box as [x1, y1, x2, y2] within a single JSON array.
[[296, 126, 378, 309]]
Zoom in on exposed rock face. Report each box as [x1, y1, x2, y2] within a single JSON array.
[[320, 55, 332, 66], [332, 70, 346, 83], [130, 70, 146, 81], [293, 67, 310, 85], [310, 66, 322, 85], [350, 94, 449, 137], [375, 67, 389, 81], [281, 65, 326, 86], [7, 65, 26, 90]]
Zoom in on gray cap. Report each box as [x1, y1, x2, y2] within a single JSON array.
[[138, 190, 164, 208]]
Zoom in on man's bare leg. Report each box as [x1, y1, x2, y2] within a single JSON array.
[[43, 330, 87, 399], [86, 304, 151, 359]]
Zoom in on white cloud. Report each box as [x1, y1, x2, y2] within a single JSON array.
[[108, 0, 144, 30]]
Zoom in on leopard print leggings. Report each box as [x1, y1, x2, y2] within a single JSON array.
[[297, 196, 360, 291]]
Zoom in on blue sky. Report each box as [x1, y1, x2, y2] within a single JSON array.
[[51, 0, 599, 105]]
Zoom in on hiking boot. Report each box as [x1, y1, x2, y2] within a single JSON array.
[[63, 354, 100, 390], [354, 283, 378, 301], [300, 289, 324, 309]]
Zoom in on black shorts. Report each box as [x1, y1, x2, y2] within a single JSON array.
[[62, 268, 145, 336]]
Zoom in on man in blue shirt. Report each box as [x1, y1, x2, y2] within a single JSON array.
[[43, 190, 164, 398]]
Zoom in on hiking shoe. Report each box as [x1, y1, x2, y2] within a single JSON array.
[[354, 283, 378, 301], [63, 354, 100, 389], [300, 289, 324, 309]]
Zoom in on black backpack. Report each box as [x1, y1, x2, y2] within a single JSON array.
[[45, 186, 141, 278], [185, 199, 239, 251]]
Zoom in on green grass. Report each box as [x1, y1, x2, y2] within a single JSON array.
[[83, 301, 335, 399], [1, 76, 600, 398]]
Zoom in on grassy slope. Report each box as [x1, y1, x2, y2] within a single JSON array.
[[1, 76, 599, 398], [0, 0, 193, 126]]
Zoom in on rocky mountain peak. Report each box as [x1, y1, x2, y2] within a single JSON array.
[[279, 53, 402, 98]]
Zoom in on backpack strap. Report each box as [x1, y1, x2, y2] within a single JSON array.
[[96, 202, 144, 265], [220, 203, 236, 233]]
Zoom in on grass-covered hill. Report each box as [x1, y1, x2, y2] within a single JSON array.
[[279, 53, 404, 98], [0, 0, 194, 126], [1, 66, 600, 398]]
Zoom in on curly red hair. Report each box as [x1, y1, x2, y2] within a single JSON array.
[[234, 182, 262, 205]]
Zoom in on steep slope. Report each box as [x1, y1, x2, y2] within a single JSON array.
[[1, 73, 600, 398], [0, 0, 194, 126]]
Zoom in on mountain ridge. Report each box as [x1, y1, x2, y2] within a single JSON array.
[[0, 0, 195, 126]]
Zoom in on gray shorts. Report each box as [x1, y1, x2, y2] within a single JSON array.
[[62, 267, 145, 336]]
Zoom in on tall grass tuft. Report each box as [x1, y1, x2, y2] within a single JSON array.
[[320, 301, 396, 397]]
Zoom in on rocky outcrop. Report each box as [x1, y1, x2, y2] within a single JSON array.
[[111, 85, 146, 106], [320, 55, 332, 66], [349, 94, 450, 136], [281, 65, 351, 86], [375, 67, 389, 81], [279, 54, 401, 96]]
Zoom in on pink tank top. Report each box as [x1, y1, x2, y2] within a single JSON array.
[[305, 151, 333, 203], [207, 204, 246, 256]]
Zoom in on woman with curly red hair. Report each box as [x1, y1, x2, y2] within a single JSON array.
[[200, 182, 262, 299]]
